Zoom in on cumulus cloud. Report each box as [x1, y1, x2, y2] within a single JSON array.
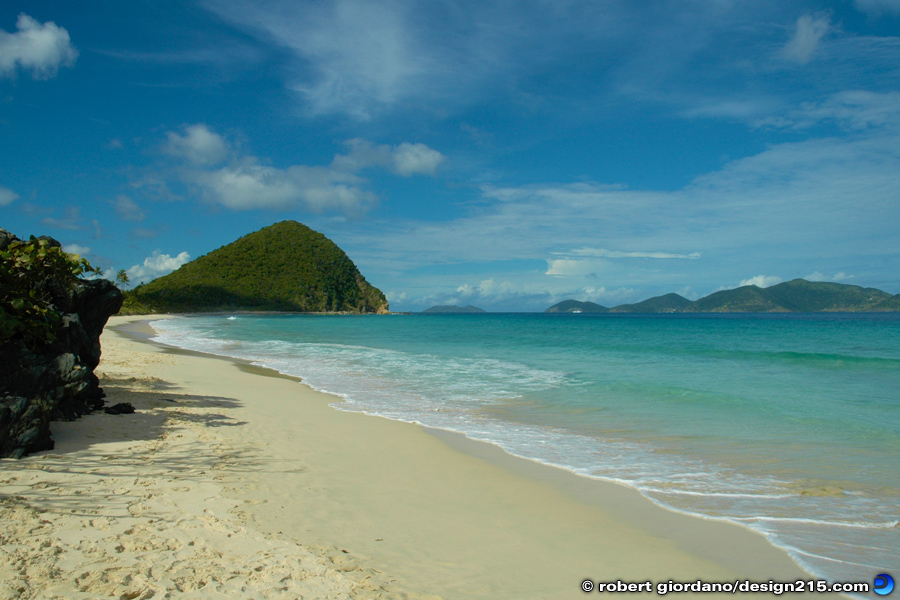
[[331, 139, 445, 176], [739, 275, 782, 288], [0, 13, 78, 79], [783, 14, 830, 65], [162, 126, 443, 215], [188, 159, 377, 214], [127, 250, 191, 283], [0, 185, 19, 206], [163, 124, 230, 166], [113, 195, 145, 222], [391, 142, 445, 176]]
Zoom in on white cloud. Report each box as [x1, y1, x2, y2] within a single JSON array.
[[127, 250, 191, 283], [805, 271, 853, 282], [331, 139, 445, 176], [0, 13, 78, 79], [189, 159, 377, 214], [739, 275, 782, 288], [854, 0, 900, 16], [162, 126, 440, 215], [0, 185, 19, 206], [164, 124, 230, 166], [391, 142, 445, 176], [783, 14, 830, 65], [62, 244, 90, 256], [113, 195, 145, 222], [454, 278, 521, 303]]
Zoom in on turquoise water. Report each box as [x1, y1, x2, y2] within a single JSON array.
[[150, 313, 899, 588]]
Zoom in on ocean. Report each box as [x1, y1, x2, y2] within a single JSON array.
[[149, 312, 899, 589]]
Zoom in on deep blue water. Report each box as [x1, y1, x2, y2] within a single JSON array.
[[150, 312, 900, 588]]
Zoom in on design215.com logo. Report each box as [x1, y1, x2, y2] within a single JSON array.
[[874, 574, 894, 596]]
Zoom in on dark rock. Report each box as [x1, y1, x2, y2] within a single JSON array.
[[104, 403, 135, 415], [0, 229, 123, 458]]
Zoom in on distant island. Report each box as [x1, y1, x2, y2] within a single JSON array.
[[546, 279, 900, 313], [122, 221, 389, 314], [422, 305, 486, 314]]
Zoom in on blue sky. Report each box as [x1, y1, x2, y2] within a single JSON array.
[[2, 0, 899, 311]]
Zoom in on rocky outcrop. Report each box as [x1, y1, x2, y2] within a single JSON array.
[[0, 229, 123, 458]]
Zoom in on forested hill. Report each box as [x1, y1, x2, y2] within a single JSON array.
[[123, 221, 389, 314]]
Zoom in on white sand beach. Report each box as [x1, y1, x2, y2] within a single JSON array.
[[0, 316, 822, 599]]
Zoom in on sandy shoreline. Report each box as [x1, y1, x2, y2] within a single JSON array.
[[0, 315, 824, 599]]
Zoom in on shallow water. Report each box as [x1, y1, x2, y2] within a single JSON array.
[[150, 312, 900, 590]]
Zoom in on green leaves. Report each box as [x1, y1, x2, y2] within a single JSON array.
[[0, 236, 100, 346]]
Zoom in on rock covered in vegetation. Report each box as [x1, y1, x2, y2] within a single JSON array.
[[123, 220, 389, 314], [0, 228, 123, 458]]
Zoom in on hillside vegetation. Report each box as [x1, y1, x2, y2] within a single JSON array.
[[123, 221, 388, 314]]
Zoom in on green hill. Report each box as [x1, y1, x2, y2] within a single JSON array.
[[545, 279, 898, 314], [690, 285, 786, 312], [610, 293, 693, 313], [762, 279, 891, 312], [123, 221, 389, 314], [422, 305, 486, 314], [873, 294, 900, 311], [545, 300, 609, 313]]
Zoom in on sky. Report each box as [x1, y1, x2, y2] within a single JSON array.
[[1, 0, 899, 312]]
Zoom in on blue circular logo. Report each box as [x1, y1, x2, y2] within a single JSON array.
[[874, 574, 894, 596]]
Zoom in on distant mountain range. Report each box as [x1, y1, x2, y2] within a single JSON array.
[[422, 305, 486, 314], [122, 221, 389, 314], [546, 279, 900, 313]]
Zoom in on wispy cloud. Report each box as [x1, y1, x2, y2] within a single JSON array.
[[854, 0, 900, 16], [113, 195, 145, 223], [757, 90, 900, 131], [0, 14, 78, 79], [200, 0, 735, 119], [783, 14, 830, 65], [0, 185, 18, 206], [569, 248, 701, 260], [41, 207, 82, 230]]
